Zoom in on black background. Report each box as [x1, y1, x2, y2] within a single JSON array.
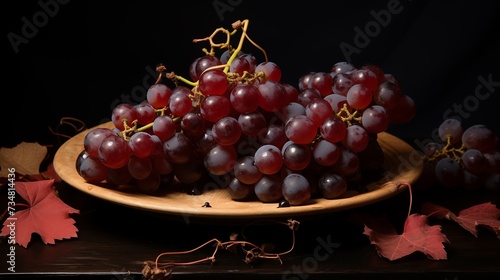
[[2, 0, 500, 150]]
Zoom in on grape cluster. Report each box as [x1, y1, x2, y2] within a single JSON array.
[[75, 21, 416, 206], [421, 118, 500, 191]]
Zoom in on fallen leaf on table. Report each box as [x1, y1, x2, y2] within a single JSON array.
[[0, 142, 48, 178], [421, 201, 500, 238], [363, 213, 449, 261], [0, 179, 79, 248]]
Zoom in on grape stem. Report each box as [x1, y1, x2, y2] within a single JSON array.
[[337, 103, 362, 126], [119, 19, 268, 140], [425, 136, 465, 163], [151, 219, 299, 269]]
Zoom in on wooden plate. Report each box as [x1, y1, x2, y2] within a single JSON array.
[[53, 122, 422, 220]]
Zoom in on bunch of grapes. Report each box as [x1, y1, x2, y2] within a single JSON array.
[[75, 20, 416, 206], [420, 118, 500, 191]]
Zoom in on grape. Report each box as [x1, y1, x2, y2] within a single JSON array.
[[254, 144, 283, 175], [200, 95, 231, 123], [227, 177, 255, 201], [128, 156, 153, 180], [422, 142, 443, 157], [76, 150, 108, 183], [204, 144, 237, 175], [309, 72, 333, 96], [305, 98, 333, 127], [106, 166, 132, 186], [332, 146, 360, 176], [462, 124, 496, 152], [331, 73, 353, 96], [346, 84, 372, 110], [212, 116, 242, 146], [386, 95, 416, 124], [257, 80, 287, 112], [318, 172, 347, 199], [181, 112, 207, 140], [255, 61, 281, 82], [135, 102, 157, 125], [459, 170, 482, 191], [128, 131, 156, 158], [297, 88, 321, 107], [331, 61, 356, 74], [435, 157, 461, 188], [189, 55, 222, 82], [146, 84, 172, 109], [83, 128, 117, 158], [438, 118, 463, 144], [151, 154, 173, 175], [75, 21, 422, 202], [373, 81, 401, 110], [152, 115, 176, 142], [241, 54, 257, 73], [282, 83, 299, 104], [350, 68, 379, 93], [230, 55, 252, 75], [136, 170, 161, 194], [163, 132, 193, 164], [361, 64, 385, 84], [254, 174, 283, 203], [233, 155, 263, 185], [112, 103, 138, 130], [485, 152, 500, 173], [238, 112, 267, 137], [281, 102, 306, 123], [312, 140, 340, 167], [198, 69, 228, 96], [98, 134, 132, 169], [282, 141, 311, 171], [257, 125, 287, 150], [320, 115, 347, 143], [230, 84, 260, 114], [420, 119, 499, 191], [285, 115, 317, 145], [361, 105, 389, 134], [282, 173, 311, 206], [461, 149, 487, 175], [342, 124, 369, 153], [195, 128, 216, 155], [298, 72, 314, 91], [169, 90, 193, 117], [323, 93, 347, 114], [174, 158, 205, 184]]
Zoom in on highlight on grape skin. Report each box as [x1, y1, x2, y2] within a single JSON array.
[[74, 19, 427, 207]]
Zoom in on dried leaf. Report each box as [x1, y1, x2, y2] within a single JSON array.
[[363, 213, 449, 261], [0, 142, 47, 177], [0, 179, 79, 248], [422, 201, 500, 238]]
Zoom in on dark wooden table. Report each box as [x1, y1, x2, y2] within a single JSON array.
[[1, 179, 499, 280]]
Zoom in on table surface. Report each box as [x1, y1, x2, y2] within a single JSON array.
[[1, 178, 500, 280]]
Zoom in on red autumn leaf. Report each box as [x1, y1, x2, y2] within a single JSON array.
[[0, 179, 79, 248], [363, 213, 449, 261], [421, 201, 500, 238]]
